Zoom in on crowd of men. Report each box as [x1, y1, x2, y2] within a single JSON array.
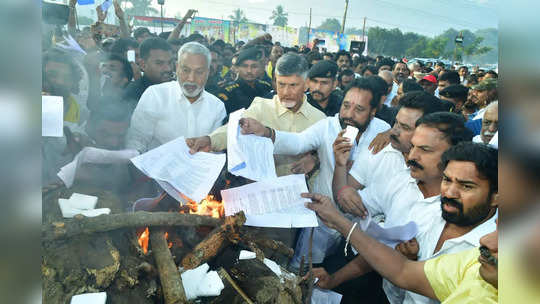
[[43, 3, 500, 303]]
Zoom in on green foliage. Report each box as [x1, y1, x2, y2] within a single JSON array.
[[120, 0, 159, 25], [317, 18, 341, 32], [270, 5, 288, 27], [229, 9, 248, 27], [365, 25, 497, 64]]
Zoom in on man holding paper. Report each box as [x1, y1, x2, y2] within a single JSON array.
[[238, 77, 391, 269], [186, 53, 326, 177], [127, 42, 226, 153], [306, 142, 498, 304]]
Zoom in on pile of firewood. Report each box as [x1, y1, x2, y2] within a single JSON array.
[[42, 186, 312, 303]]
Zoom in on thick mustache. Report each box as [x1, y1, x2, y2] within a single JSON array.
[[479, 246, 498, 266], [441, 196, 463, 212], [312, 91, 324, 96], [406, 159, 424, 170], [389, 134, 399, 143]]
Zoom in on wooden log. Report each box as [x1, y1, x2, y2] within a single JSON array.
[[181, 212, 246, 270], [211, 268, 255, 304], [149, 227, 187, 304], [43, 211, 221, 241]]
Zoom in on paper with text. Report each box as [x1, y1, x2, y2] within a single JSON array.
[[221, 174, 318, 228], [42, 96, 63, 137], [131, 137, 226, 203], [227, 108, 277, 181], [352, 216, 418, 249]]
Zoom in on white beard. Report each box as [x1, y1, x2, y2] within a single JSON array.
[[181, 82, 204, 98], [279, 98, 297, 109]]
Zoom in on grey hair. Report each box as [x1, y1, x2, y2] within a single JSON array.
[[275, 53, 309, 79], [485, 101, 498, 112], [178, 42, 211, 69]]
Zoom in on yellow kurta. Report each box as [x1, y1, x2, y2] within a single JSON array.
[[209, 95, 326, 176], [424, 248, 498, 304], [64, 95, 80, 123]]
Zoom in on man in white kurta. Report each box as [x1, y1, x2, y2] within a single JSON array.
[[127, 42, 226, 153]]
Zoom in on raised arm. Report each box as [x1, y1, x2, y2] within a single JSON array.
[[168, 9, 197, 42], [113, 0, 130, 38], [305, 193, 436, 299], [68, 0, 78, 37]]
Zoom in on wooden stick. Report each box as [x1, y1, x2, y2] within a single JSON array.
[[305, 228, 315, 304], [218, 268, 254, 304], [149, 227, 187, 304], [181, 212, 246, 269], [43, 211, 221, 241]]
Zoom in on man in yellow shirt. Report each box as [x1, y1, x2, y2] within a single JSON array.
[[305, 141, 499, 303], [187, 53, 326, 177]]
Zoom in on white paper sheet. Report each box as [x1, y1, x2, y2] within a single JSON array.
[[58, 147, 139, 188], [227, 108, 277, 181], [180, 263, 224, 300], [131, 137, 226, 203], [71, 292, 107, 304], [343, 125, 359, 143], [221, 174, 318, 228], [311, 288, 343, 304], [42, 96, 64, 137], [352, 216, 418, 250]]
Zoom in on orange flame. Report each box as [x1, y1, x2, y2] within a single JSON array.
[[138, 227, 149, 254], [182, 195, 224, 218], [137, 228, 172, 254]]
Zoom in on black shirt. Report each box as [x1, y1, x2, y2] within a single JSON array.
[[216, 78, 272, 114], [123, 76, 154, 109], [206, 73, 223, 96], [306, 90, 343, 116], [376, 104, 397, 126]]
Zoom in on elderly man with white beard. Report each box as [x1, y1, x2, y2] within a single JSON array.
[[473, 101, 498, 145], [126, 42, 226, 153]]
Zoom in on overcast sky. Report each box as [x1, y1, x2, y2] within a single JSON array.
[[75, 0, 497, 37], [152, 0, 498, 36]]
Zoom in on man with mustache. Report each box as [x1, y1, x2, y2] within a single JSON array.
[[306, 60, 343, 116], [319, 112, 473, 303], [332, 91, 446, 219], [126, 42, 226, 153], [123, 37, 174, 109], [185, 53, 326, 247], [306, 186, 498, 304], [216, 47, 272, 114], [238, 77, 391, 269], [473, 102, 498, 145]]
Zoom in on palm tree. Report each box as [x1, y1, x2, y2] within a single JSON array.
[[121, 0, 159, 25], [270, 5, 288, 27], [229, 9, 248, 28]]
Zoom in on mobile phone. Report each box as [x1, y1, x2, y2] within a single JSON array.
[[127, 50, 136, 63]]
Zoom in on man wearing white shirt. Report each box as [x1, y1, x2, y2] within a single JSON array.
[[126, 42, 226, 153], [239, 77, 391, 268], [311, 113, 473, 303], [400, 142, 498, 304], [332, 91, 447, 218], [305, 143, 498, 304]]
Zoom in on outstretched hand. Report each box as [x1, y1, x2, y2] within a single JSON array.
[[239, 117, 267, 136], [303, 193, 344, 230], [185, 136, 211, 154]]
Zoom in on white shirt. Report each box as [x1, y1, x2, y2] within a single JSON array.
[[384, 82, 399, 106], [127, 81, 226, 153], [473, 134, 484, 144], [349, 144, 407, 188], [402, 198, 497, 304], [273, 114, 390, 201]]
